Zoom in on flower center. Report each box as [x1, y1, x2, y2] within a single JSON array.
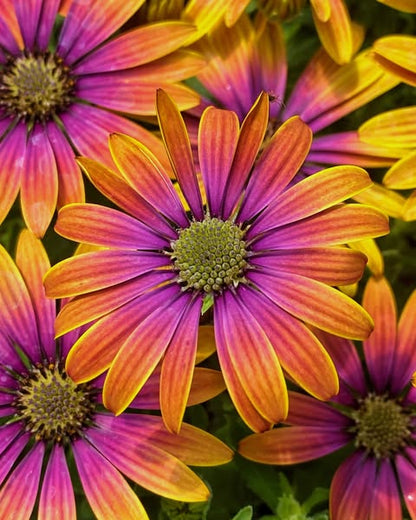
[[171, 217, 248, 293], [0, 52, 75, 122], [14, 363, 95, 443], [352, 395, 412, 458]]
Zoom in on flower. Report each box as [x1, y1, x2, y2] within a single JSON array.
[[185, 13, 411, 216], [371, 35, 416, 87], [376, 0, 416, 11], [239, 275, 416, 520], [0, 229, 232, 519], [44, 90, 389, 434], [0, 0, 203, 237]]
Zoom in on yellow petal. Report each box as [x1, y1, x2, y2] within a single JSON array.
[[353, 183, 406, 219]]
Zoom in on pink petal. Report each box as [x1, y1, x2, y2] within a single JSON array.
[[13, 0, 42, 49], [72, 439, 148, 519], [156, 89, 203, 220], [0, 0, 21, 53], [397, 451, 416, 519], [36, 0, 61, 50], [38, 445, 76, 520], [0, 424, 21, 456], [0, 442, 44, 519], [21, 124, 58, 237], [0, 433, 29, 485], [215, 290, 288, 428], [160, 296, 202, 433], [58, 0, 144, 64], [15, 229, 55, 358], [198, 106, 240, 216], [286, 391, 351, 428], [56, 203, 169, 250], [362, 276, 397, 393], [238, 116, 312, 222], [369, 459, 402, 520]]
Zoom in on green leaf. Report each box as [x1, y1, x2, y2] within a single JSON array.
[[201, 293, 214, 315], [230, 505, 253, 520]]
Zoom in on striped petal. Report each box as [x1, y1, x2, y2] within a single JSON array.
[[38, 445, 76, 520], [109, 133, 187, 226], [44, 250, 167, 297], [362, 276, 397, 392], [76, 156, 175, 238], [222, 91, 269, 218], [84, 427, 210, 502], [330, 453, 377, 520], [0, 0, 22, 52], [372, 35, 416, 86], [55, 203, 169, 250], [0, 442, 44, 520], [359, 106, 416, 149], [72, 439, 148, 520], [35, 0, 60, 50], [239, 425, 349, 465], [198, 107, 240, 216], [250, 165, 372, 234], [286, 391, 351, 428], [251, 204, 389, 249], [156, 89, 203, 220], [21, 124, 58, 237], [58, 0, 144, 64], [249, 270, 374, 340], [13, 0, 42, 49], [383, 150, 416, 189], [369, 459, 402, 520], [160, 296, 202, 433], [349, 238, 384, 277], [311, 0, 353, 64], [74, 21, 197, 74], [0, 122, 26, 227], [238, 285, 339, 400], [15, 229, 55, 357], [0, 433, 29, 485], [103, 291, 192, 414], [396, 453, 416, 519], [238, 116, 312, 222], [214, 290, 288, 428], [353, 183, 406, 218]]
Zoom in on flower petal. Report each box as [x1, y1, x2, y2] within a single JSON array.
[[72, 439, 148, 520], [198, 107, 240, 216], [13, 0, 42, 49], [38, 445, 76, 520], [396, 452, 416, 519], [35, 0, 60, 50], [156, 89, 203, 219], [238, 116, 312, 222], [249, 270, 374, 340], [362, 276, 397, 392], [251, 165, 373, 234], [353, 183, 406, 219], [103, 291, 192, 414], [286, 391, 351, 428], [0, 442, 44, 520], [359, 106, 416, 149], [214, 290, 288, 429], [239, 285, 339, 400], [239, 425, 349, 465], [109, 133, 187, 226], [84, 426, 210, 503], [403, 189, 416, 221], [369, 459, 402, 520], [251, 204, 389, 249], [15, 229, 55, 358], [376, 0, 416, 11], [372, 35, 416, 86], [160, 296, 202, 433], [222, 91, 269, 218], [56, 203, 169, 250], [383, 150, 416, 190], [74, 21, 197, 74]]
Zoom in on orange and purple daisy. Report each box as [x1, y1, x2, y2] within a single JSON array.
[[239, 275, 416, 520], [0, 0, 202, 236], [44, 90, 389, 434], [0, 229, 232, 519]]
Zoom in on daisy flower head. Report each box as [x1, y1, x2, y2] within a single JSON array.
[[0, 230, 232, 519], [0, 0, 202, 237], [44, 90, 389, 434], [239, 275, 416, 520]]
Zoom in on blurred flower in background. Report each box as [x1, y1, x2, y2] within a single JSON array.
[[0, 0, 203, 237], [239, 275, 416, 520], [44, 90, 389, 435], [0, 229, 232, 519]]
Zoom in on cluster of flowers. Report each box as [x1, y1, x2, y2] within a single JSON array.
[[0, 0, 415, 518]]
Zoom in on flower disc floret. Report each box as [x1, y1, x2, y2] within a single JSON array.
[[14, 363, 95, 443], [171, 217, 248, 293], [352, 394, 411, 458], [0, 52, 75, 122]]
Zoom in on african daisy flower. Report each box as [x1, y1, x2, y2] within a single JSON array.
[[239, 275, 416, 520], [0, 0, 202, 237], [0, 229, 232, 519], [44, 90, 389, 434]]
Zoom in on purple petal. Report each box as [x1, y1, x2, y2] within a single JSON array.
[[36, 0, 61, 50], [0, 424, 21, 456], [13, 0, 42, 49], [0, 433, 30, 486], [396, 452, 416, 520], [369, 459, 401, 520]]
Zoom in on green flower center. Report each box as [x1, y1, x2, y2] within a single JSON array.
[[352, 395, 411, 458], [171, 217, 248, 293], [14, 363, 95, 443], [0, 52, 75, 122]]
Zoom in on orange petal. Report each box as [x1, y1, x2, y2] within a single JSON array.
[[383, 150, 416, 189]]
